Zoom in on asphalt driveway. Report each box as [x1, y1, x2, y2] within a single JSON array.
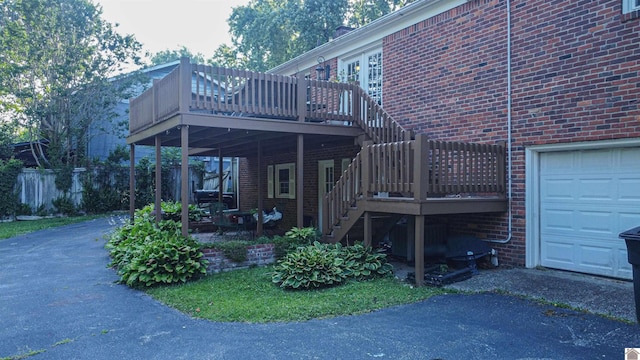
[[1, 216, 638, 360]]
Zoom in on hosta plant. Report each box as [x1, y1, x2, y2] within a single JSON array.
[[106, 204, 207, 288], [272, 241, 393, 290]]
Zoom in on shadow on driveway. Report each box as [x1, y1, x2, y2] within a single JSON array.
[[1, 216, 638, 359]]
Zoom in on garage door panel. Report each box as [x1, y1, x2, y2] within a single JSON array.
[[541, 209, 574, 231], [540, 178, 575, 200], [620, 212, 640, 230], [541, 239, 574, 265], [576, 210, 614, 235], [618, 249, 632, 279], [620, 178, 640, 201], [539, 147, 640, 280], [579, 149, 614, 170], [577, 178, 615, 200]]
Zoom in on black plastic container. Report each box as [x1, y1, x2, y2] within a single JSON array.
[[619, 226, 640, 323]]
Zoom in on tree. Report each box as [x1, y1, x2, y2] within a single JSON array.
[[0, 0, 142, 188], [207, 44, 247, 69], [348, 0, 414, 27], [210, 0, 413, 71], [149, 46, 205, 66]]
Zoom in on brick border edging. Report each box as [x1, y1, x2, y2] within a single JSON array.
[[201, 243, 275, 273]]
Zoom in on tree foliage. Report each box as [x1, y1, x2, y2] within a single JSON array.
[[0, 0, 142, 186], [211, 0, 414, 71], [148, 46, 205, 66]]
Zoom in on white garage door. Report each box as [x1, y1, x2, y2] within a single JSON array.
[[540, 147, 640, 280]]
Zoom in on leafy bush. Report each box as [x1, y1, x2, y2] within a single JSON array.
[[106, 207, 207, 288], [284, 227, 319, 244], [0, 158, 23, 218], [272, 242, 393, 290], [257, 227, 317, 260], [205, 240, 251, 263], [52, 196, 77, 216], [339, 243, 394, 281], [136, 201, 206, 223], [15, 203, 33, 216], [272, 242, 345, 289]]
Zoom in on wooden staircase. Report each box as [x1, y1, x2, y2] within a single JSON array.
[[322, 87, 506, 244]]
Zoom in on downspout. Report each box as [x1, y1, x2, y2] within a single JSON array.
[[487, 0, 512, 244]]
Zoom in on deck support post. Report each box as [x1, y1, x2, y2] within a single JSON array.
[[406, 216, 415, 262], [414, 215, 425, 287], [180, 125, 189, 237], [155, 135, 162, 224], [363, 212, 372, 247], [129, 144, 135, 223], [257, 141, 263, 236], [297, 134, 304, 228], [218, 148, 224, 205]]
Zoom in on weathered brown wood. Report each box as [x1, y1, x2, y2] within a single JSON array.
[[297, 134, 304, 228], [155, 135, 162, 224], [180, 125, 189, 237], [363, 212, 372, 247], [414, 215, 425, 287], [257, 141, 263, 236], [179, 58, 191, 113], [129, 144, 135, 223]]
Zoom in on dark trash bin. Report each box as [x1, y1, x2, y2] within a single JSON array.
[[619, 225, 640, 324]]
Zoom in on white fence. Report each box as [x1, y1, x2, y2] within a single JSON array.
[[15, 167, 210, 213], [17, 168, 85, 212]]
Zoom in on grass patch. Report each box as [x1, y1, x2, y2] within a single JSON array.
[[1, 347, 46, 360], [147, 265, 447, 323], [0, 215, 106, 240]]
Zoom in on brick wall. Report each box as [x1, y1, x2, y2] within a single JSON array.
[[239, 141, 359, 230], [202, 243, 275, 273], [382, 0, 640, 265]]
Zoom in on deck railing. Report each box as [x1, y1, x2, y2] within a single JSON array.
[[129, 59, 410, 144], [322, 134, 506, 234]]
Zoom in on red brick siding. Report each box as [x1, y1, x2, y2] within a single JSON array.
[[382, 0, 640, 266]]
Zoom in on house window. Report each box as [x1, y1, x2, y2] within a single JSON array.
[[339, 47, 383, 105], [623, 0, 640, 13], [272, 163, 295, 199]]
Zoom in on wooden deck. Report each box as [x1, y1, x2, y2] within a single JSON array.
[[128, 57, 507, 223], [127, 58, 508, 285]]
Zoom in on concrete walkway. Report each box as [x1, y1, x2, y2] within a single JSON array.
[[1, 216, 639, 360]]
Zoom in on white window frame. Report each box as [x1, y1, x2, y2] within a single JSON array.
[[623, 0, 640, 13], [338, 46, 383, 105], [274, 163, 295, 199]]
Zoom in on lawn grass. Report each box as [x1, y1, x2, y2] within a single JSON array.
[[147, 265, 448, 323], [0, 215, 106, 240]]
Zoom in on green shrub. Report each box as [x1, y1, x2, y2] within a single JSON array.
[[340, 243, 394, 281], [15, 203, 32, 216], [256, 228, 316, 260], [209, 240, 250, 263], [52, 196, 77, 216], [137, 201, 205, 223], [272, 242, 345, 289], [0, 158, 23, 218], [284, 227, 319, 244], [106, 206, 207, 288], [271, 242, 393, 290]]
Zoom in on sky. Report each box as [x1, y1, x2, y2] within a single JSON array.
[[97, 0, 250, 60]]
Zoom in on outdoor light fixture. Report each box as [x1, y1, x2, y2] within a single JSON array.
[[316, 56, 330, 81]]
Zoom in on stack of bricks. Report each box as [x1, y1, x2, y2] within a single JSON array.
[[201, 243, 276, 273]]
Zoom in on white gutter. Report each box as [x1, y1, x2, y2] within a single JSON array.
[[487, 0, 512, 244]]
